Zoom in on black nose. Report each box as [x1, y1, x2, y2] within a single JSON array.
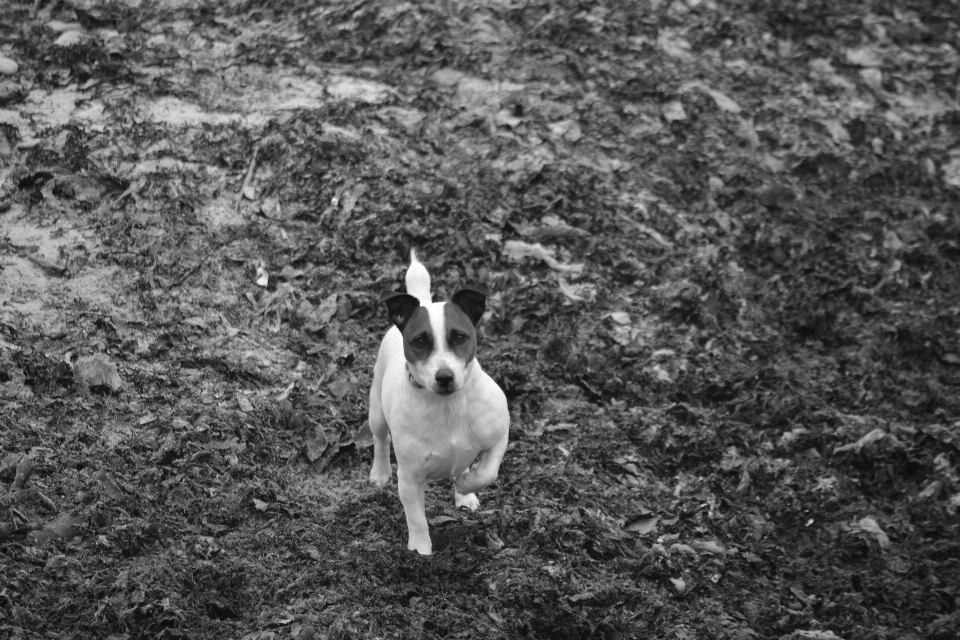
[[435, 369, 455, 387]]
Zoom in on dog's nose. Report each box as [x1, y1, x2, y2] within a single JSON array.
[[435, 369, 455, 388]]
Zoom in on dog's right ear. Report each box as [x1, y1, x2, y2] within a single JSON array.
[[379, 290, 421, 330]]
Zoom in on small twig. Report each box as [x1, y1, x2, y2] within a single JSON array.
[[236, 147, 260, 212], [0, 488, 56, 511]]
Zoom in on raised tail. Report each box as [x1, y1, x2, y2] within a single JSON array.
[[405, 249, 432, 305]]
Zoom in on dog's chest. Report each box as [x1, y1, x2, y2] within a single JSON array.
[[394, 395, 487, 480]]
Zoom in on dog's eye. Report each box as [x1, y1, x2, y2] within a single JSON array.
[[412, 336, 429, 348], [450, 332, 467, 345]]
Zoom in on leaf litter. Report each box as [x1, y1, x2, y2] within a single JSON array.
[[1, 1, 960, 639]]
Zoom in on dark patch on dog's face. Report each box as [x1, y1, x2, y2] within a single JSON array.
[[443, 302, 477, 364], [400, 306, 435, 364]]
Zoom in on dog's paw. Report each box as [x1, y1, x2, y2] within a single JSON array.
[[407, 537, 433, 556], [369, 467, 391, 487], [455, 491, 480, 511]]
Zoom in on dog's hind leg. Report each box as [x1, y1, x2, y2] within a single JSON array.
[[368, 381, 392, 486]]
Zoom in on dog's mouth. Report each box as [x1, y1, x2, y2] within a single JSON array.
[[434, 386, 457, 396]]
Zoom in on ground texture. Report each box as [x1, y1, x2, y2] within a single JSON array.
[[1, 0, 960, 638]]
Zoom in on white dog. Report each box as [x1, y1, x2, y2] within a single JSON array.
[[367, 251, 509, 555]]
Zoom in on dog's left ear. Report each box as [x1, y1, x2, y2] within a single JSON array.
[[380, 290, 421, 330], [451, 284, 490, 327]]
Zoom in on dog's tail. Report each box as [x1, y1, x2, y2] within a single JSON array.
[[406, 249, 432, 305]]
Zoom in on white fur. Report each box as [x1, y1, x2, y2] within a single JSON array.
[[367, 254, 509, 555]]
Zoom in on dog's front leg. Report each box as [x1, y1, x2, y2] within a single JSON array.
[[397, 467, 432, 555], [455, 431, 509, 496]]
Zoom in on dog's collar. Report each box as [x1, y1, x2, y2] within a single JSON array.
[[408, 373, 425, 389], [406, 363, 425, 390]]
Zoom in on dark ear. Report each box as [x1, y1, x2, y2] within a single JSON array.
[[379, 290, 421, 330], [451, 285, 490, 326]]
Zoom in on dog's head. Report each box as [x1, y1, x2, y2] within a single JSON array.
[[380, 286, 489, 395]]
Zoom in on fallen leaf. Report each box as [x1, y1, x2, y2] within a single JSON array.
[[47, 20, 84, 32], [669, 577, 687, 594], [692, 540, 725, 555], [558, 278, 587, 302], [658, 31, 693, 61], [940, 353, 960, 365], [603, 311, 631, 324], [860, 68, 882, 90], [502, 240, 584, 275], [851, 516, 891, 548], [821, 118, 850, 144], [255, 261, 269, 287], [791, 631, 844, 640], [942, 157, 960, 189], [834, 428, 887, 453], [305, 423, 328, 462], [340, 182, 366, 219], [548, 119, 582, 142], [353, 421, 374, 448], [845, 47, 883, 68], [670, 543, 699, 558], [703, 87, 742, 113], [313, 294, 339, 327], [253, 498, 269, 511], [662, 100, 687, 122], [236, 394, 254, 412], [75, 355, 124, 392], [54, 31, 85, 47], [624, 514, 659, 534], [0, 56, 18, 76], [917, 480, 942, 500]]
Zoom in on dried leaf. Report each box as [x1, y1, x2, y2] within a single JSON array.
[[692, 540, 725, 555], [845, 47, 883, 68], [502, 240, 584, 275], [834, 428, 887, 453], [670, 543, 699, 558], [669, 577, 687, 594], [624, 514, 659, 534], [703, 87, 742, 113], [255, 261, 269, 287], [340, 182, 367, 219], [558, 278, 587, 302], [662, 100, 687, 122], [75, 355, 124, 392], [851, 516, 891, 548], [603, 311, 631, 326], [236, 394, 254, 412], [305, 423, 328, 462]]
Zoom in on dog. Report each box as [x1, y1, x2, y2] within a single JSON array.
[[366, 250, 509, 555]]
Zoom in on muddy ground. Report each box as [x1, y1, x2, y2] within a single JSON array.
[[2, 0, 960, 638]]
